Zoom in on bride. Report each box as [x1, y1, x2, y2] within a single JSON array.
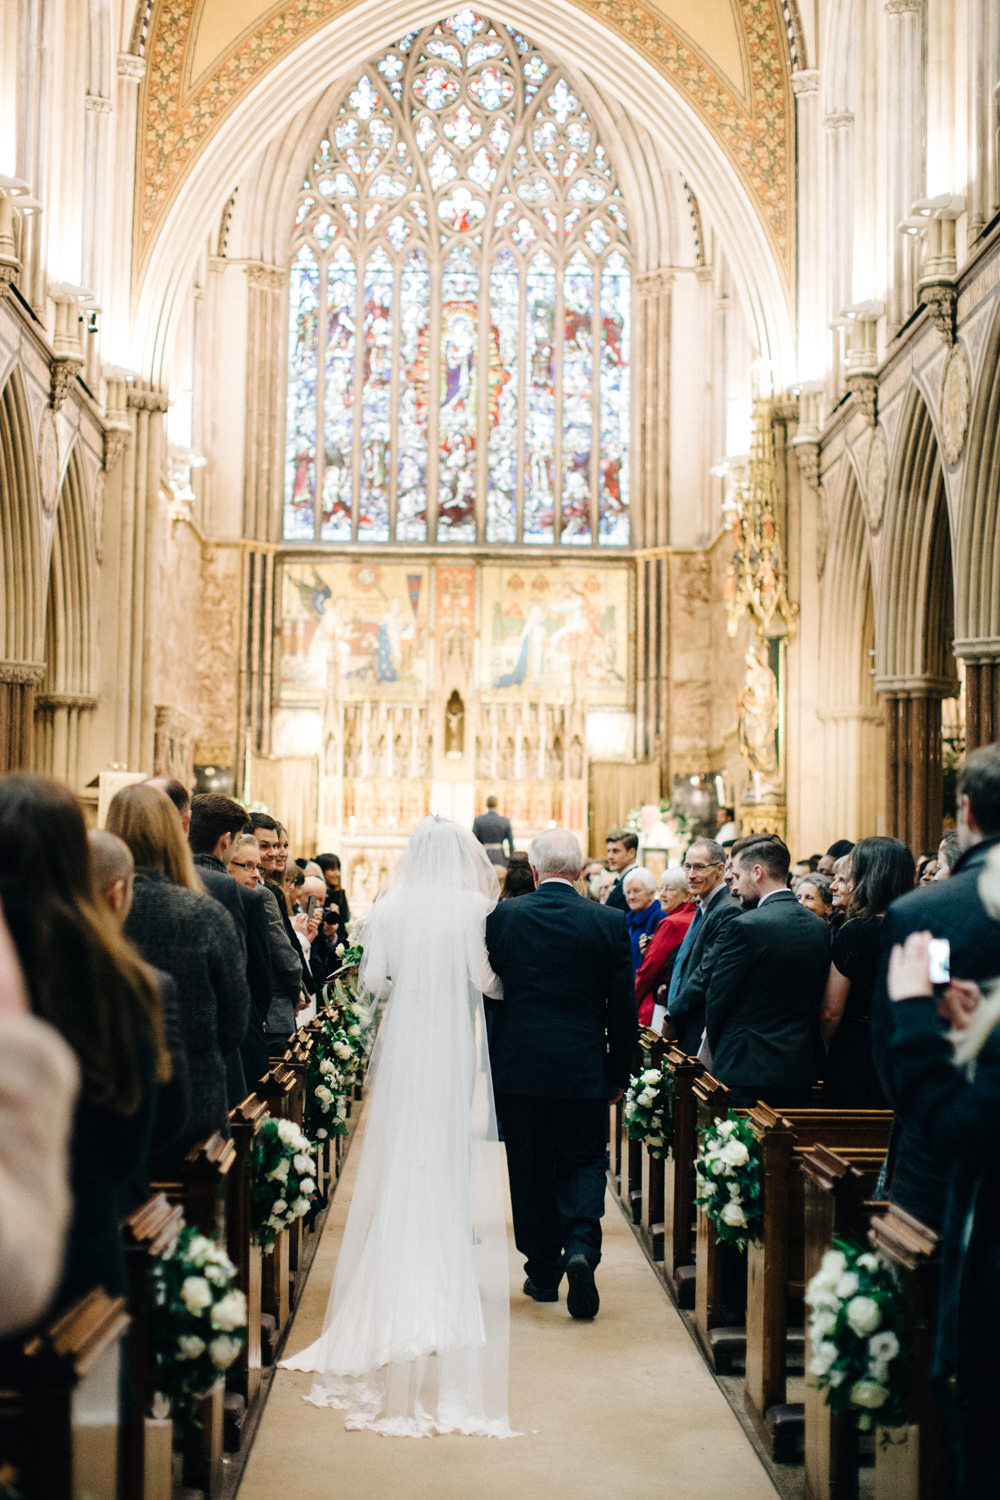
[[281, 816, 514, 1438]]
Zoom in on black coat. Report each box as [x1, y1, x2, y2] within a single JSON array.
[[706, 889, 829, 1095], [872, 837, 1000, 1227], [193, 855, 271, 1090], [485, 880, 636, 1097], [668, 886, 743, 1056]]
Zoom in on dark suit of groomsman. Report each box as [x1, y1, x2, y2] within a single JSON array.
[[706, 846, 829, 1108], [486, 840, 636, 1306]]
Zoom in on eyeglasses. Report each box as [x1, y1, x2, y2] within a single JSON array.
[[230, 861, 260, 873], [684, 861, 721, 873]]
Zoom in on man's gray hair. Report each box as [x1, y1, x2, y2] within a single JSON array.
[[686, 837, 726, 866], [659, 865, 690, 894], [623, 866, 657, 893], [529, 828, 583, 879]]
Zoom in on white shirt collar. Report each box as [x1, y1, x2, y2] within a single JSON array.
[[540, 876, 576, 888], [758, 887, 789, 905], [700, 880, 727, 910]]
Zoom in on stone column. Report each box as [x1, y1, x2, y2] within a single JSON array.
[[959, 651, 1000, 750], [636, 269, 673, 549], [884, 0, 926, 333], [244, 264, 287, 542], [883, 687, 947, 852], [33, 693, 97, 785], [82, 91, 113, 392], [237, 547, 277, 782], [792, 71, 823, 379], [106, 53, 146, 361], [0, 661, 44, 772]]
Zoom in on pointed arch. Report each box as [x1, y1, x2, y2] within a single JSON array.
[[956, 308, 1000, 648], [0, 367, 45, 771]]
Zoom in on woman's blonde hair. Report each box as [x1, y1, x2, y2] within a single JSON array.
[[106, 782, 202, 891]]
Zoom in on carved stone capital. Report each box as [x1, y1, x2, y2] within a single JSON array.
[[0, 660, 46, 686], [885, 0, 924, 12], [245, 262, 286, 291], [50, 357, 83, 411], [117, 52, 146, 83], [85, 93, 113, 114], [35, 692, 98, 712], [792, 438, 821, 493], [846, 372, 878, 428], [823, 111, 854, 131], [919, 281, 957, 346], [791, 69, 820, 97], [127, 386, 170, 413], [0, 262, 18, 300], [636, 268, 674, 297], [103, 427, 129, 473]]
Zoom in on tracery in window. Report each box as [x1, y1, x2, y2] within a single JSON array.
[[284, 9, 631, 546]]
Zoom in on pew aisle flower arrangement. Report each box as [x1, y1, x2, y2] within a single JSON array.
[[252, 1117, 318, 1251], [805, 1240, 908, 1430], [694, 1112, 763, 1251], [624, 1065, 674, 1159], [151, 1226, 247, 1407]]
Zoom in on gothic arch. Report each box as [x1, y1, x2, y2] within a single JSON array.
[[956, 307, 1000, 648], [0, 367, 45, 771]]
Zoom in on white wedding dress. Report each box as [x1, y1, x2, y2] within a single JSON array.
[[280, 817, 514, 1438]]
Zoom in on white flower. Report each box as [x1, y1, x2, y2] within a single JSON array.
[[716, 1120, 736, 1138], [187, 1235, 214, 1267], [300, 1177, 316, 1197], [348, 1025, 361, 1037], [846, 1295, 882, 1337], [209, 1335, 243, 1371], [710, 1157, 727, 1176], [641, 1069, 661, 1086], [700, 1181, 717, 1198], [720, 1201, 747, 1228], [850, 1379, 888, 1411], [292, 1153, 312, 1174], [819, 1249, 847, 1283], [836, 1272, 860, 1298], [828, 1368, 846, 1388], [180, 1276, 213, 1315], [638, 1089, 656, 1107], [811, 1308, 837, 1338], [869, 1361, 890, 1385], [210, 1290, 247, 1333], [809, 1340, 838, 1377], [856, 1252, 880, 1273], [266, 1159, 290, 1183], [272, 1199, 288, 1215], [205, 1262, 231, 1286], [316, 1128, 328, 1139], [315, 1086, 334, 1105], [177, 1334, 206, 1361], [869, 1331, 899, 1364], [720, 1139, 750, 1168], [333, 1042, 353, 1061], [292, 1197, 310, 1216], [335, 943, 345, 957], [275, 1118, 299, 1145]]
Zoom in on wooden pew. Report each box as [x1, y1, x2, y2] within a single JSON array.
[[692, 1071, 738, 1363], [227, 1094, 268, 1421], [121, 1193, 185, 1500], [742, 1106, 892, 1459], [661, 1048, 705, 1303], [801, 1146, 885, 1500], [869, 1205, 947, 1500], [0, 1289, 130, 1500]]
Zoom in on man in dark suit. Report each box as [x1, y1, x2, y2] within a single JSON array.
[[472, 795, 515, 867], [706, 834, 830, 1108], [603, 826, 639, 910], [665, 838, 741, 1054], [872, 742, 1000, 1228], [486, 829, 636, 1319]]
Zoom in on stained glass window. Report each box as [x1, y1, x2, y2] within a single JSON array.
[[283, 10, 632, 545]]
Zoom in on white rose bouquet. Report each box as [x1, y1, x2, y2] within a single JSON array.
[[304, 1043, 350, 1143], [805, 1238, 908, 1430], [624, 1065, 674, 1160], [252, 1117, 318, 1251], [694, 1111, 762, 1251], [151, 1225, 247, 1410]]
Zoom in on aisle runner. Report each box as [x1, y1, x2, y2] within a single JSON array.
[[239, 1100, 779, 1499]]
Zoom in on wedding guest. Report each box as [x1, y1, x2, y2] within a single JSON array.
[[830, 853, 853, 930], [915, 851, 938, 884], [666, 840, 741, 1057], [501, 852, 535, 900], [818, 838, 854, 875], [604, 827, 639, 910], [623, 868, 663, 977], [918, 856, 940, 884], [0, 903, 78, 1335], [937, 829, 962, 878], [146, 776, 191, 833], [797, 872, 834, 921], [230, 834, 304, 1051], [887, 857, 1000, 1500], [598, 869, 616, 904], [634, 868, 695, 1027], [820, 837, 914, 1107], [107, 782, 249, 1156], [0, 775, 168, 1304]]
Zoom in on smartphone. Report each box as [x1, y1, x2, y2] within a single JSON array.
[[927, 937, 951, 988], [306, 893, 319, 919]]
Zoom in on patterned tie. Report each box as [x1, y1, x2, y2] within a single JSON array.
[[665, 902, 704, 1014]]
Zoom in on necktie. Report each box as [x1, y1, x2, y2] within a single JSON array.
[[665, 902, 704, 1013]]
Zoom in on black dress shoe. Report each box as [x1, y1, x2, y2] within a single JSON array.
[[523, 1278, 558, 1302], [565, 1255, 599, 1319]]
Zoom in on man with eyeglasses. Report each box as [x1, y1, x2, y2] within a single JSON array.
[[232, 832, 306, 1058], [663, 838, 741, 1056]]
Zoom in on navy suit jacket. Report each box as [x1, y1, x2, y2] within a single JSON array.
[[485, 881, 637, 1097], [668, 886, 743, 1056]]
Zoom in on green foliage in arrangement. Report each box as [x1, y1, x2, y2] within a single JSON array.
[[806, 1238, 909, 1430], [694, 1112, 763, 1252], [624, 1064, 674, 1160], [251, 1118, 317, 1252], [150, 1225, 247, 1409]]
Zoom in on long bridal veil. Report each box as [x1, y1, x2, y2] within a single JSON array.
[[281, 816, 514, 1437]]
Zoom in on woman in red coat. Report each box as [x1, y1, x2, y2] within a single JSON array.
[[635, 868, 696, 1028]]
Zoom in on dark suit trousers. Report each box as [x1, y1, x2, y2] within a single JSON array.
[[495, 1092, 607, 1286]]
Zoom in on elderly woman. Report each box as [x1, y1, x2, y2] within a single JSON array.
[[796, 872, 834, 921], [623, 867, 664, 981], [634, 868, 696, 1028]]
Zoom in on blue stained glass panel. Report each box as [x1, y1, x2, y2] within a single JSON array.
[[437, 245, 479, 541], [397, 250, 429, 541], [284, 247, 319, 539], [523, 251, 556, 542], [598, 249, 630, 544], [486, 250, 518, 543], [358, 248, 393, 540], [560, 248, 593, 543], [320, 247, 356, 542]]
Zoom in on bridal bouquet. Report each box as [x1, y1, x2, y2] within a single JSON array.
[[151, 1225, 247, 1408], [624, 1065, 674, 1159], [252, 1117, 318, 1251], [694, 1112, 763, 1251], [806, 1239, 908, 1430]]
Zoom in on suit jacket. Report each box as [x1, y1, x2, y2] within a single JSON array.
[[472, 811, 515, 865], [191, 857, 247, 957], [485, 880, 636, 1097], [604, 863, 638, 912], [872, 836, 1000, 1226], [668, 886, 742, 1056], [706, 889, 829, 1093]]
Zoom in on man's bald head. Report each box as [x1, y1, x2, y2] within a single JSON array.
[[89, 830, 135, 920]]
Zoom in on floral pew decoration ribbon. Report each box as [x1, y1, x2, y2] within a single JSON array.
[[624, 1063, 674, 1160], [151, 1226, 247, 1409], [252, 1118, 318, 1251], [805, 1239, 908, 1430], [694, 1111, 763, 1251]]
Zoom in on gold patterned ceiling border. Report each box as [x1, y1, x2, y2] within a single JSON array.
[[135, 0, 794, 291]]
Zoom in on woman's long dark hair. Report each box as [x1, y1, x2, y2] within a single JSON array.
[[848, 836, 916, 923], [0, 773, 169, 1114]]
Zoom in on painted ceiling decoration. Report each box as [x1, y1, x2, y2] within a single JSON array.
[[136, 0, 795, 292]]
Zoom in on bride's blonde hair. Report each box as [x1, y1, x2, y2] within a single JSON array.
[[953, 846, 1000, 1067]]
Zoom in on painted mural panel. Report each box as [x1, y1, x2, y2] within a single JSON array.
[[480, 564, 627, 703], [280, 561, 430, 700]]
